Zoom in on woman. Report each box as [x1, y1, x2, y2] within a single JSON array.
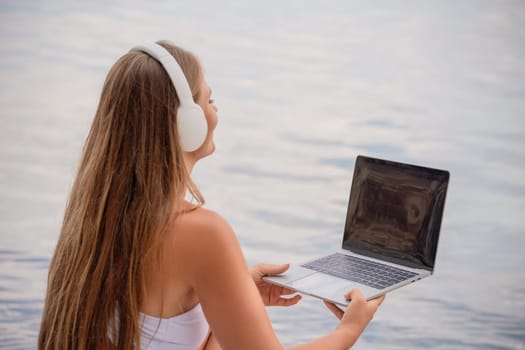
[[38, 40, 384, 350]]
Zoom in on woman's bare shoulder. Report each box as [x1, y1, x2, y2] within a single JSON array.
[[165, 206, 246, 291], [175, 206, 231, 233], [167, 206, 238, 254]]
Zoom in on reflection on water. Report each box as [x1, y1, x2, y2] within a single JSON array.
[[0, 250, 49, 349], [1, 1, 524, 349]]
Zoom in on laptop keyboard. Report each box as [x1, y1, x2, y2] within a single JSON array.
[[302, 253, 417, 290]]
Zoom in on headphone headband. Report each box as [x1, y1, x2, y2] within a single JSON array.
[[130, 43, 194, 105], [129, 42, 208, 152]]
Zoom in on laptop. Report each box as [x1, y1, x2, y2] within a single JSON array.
[[263, 155, 449, 306]]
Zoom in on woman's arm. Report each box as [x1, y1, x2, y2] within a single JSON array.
[[174, 208, 383, 350], [202, 289, 383, 350], [176, 208, 282, 349], [288, 290, 384, 349]]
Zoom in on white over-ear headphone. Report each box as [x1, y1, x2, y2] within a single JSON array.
[[130, 43, 208, 152]]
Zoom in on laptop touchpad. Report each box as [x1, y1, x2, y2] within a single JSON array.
[[292, 273, 353, 304]]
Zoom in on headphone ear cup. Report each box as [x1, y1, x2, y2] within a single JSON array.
[[177, 104, 208, 152]]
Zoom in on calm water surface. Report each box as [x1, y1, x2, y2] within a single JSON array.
[[1, 1, 524, 349]]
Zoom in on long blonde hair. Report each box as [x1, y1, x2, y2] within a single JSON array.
[[38, 41, 204, 350]]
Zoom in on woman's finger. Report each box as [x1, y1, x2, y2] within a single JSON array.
[[323, 301, 344, 320], [256, 263, 290, 276], [279, 287, 297, 295], [277, 294, 302, 307], [369, 294, 386, 307], [344, 288, 365, 301]]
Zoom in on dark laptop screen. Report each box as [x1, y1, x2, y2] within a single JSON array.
[[342, 156, 449, 270]]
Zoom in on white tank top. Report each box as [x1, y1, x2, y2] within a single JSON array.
[[139, 304, 209, 350]]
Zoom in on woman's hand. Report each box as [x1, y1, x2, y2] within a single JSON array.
[[324, 289, 385, 337], [249, 263, 302, 307]]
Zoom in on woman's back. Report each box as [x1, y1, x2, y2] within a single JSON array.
[[140, 206, 208, 319], [138, 206, 215, 348]]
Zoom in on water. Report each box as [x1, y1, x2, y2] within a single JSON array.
[[1, 1, 524, 349]]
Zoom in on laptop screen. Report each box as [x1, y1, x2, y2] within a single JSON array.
[[342, 156, 449, 271]]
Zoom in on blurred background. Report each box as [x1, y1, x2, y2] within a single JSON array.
[[0, 0, 524, 349]]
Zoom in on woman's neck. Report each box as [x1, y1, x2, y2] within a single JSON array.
[[183, 152, 197, 174]]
